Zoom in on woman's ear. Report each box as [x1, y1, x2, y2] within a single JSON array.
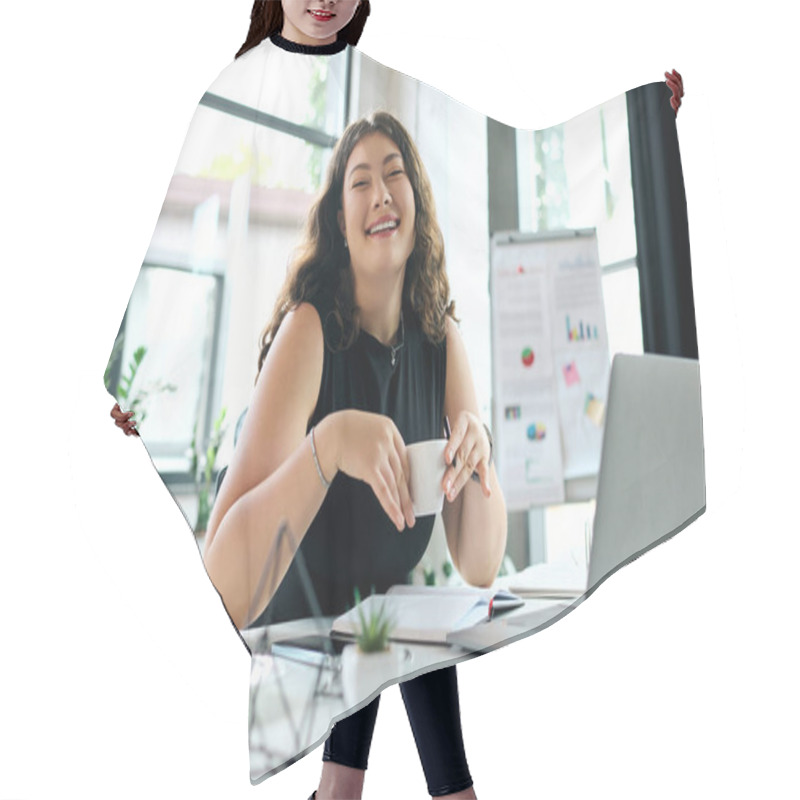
[[337, 209, 346, 238]]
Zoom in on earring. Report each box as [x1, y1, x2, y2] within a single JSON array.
[[343, 236, 348, 250]]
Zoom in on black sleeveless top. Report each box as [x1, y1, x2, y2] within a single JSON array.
[[252, 294, 447, 626]]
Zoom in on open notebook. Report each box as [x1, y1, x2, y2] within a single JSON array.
[[332, 585, 523, 645]]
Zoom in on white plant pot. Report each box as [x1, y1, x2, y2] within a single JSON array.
[[340, 644, 404, 707]]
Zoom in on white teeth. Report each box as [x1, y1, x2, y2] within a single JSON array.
[[368, 220, 399, 235]]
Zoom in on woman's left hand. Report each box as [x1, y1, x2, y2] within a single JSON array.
[[443, 411, 492, 502]]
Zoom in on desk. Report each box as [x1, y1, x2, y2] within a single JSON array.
[[243, 596, 574, 783]]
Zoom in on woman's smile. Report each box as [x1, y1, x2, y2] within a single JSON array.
[[308, 8, 335, 23], [365, 214, 401, 238]]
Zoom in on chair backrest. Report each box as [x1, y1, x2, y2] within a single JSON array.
[[215, 465, 228, 498]]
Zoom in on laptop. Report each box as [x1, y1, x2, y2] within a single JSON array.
[[448, 352, 706, 650], [586, 353, 705, 593]]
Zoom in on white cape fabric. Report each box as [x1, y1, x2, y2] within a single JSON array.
[[104, 35, 704, 783]]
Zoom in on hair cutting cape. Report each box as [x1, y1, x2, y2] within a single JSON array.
[[105, 34, 704, 783]]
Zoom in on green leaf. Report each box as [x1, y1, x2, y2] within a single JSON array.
[[353, 587, 395, 652]]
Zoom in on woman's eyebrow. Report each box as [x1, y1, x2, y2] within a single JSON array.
[[347, 152, 402, 180]]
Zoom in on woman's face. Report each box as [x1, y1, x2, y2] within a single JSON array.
[[281, 0, 360, 46], [338, 132, 416, 284]]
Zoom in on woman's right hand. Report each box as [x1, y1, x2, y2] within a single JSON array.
[[665, 68, 684, 115], [110, 402, 139, 437], [333, 409, 415, 532]]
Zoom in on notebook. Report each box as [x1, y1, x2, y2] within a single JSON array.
[[331, 584, 523, 645]]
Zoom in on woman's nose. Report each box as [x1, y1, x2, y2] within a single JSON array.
[[372, 182, 391, 207]]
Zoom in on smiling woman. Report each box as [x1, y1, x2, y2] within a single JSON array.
[[339, 135, 416, 317], [281, 0, 362, 45], [211, 110, 499, 628], [201, 108, 502, 800], [257, 111, 455, 371], [338, 134, 417, 339]]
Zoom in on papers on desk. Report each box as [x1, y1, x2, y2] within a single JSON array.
[[331, 585, 524, 645], [499, 561, 588, 599]]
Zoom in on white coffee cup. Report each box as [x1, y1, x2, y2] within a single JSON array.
[[406, 439, 448, 516]]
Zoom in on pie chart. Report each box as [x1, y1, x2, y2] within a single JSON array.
[[521, 347, 535, 368]]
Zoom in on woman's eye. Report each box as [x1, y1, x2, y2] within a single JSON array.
[[388, 169, 404, 178], [352, 180, 368, 188]]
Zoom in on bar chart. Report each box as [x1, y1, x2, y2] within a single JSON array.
[[566, 314, 599, 342]]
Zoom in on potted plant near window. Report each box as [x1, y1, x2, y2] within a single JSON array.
[[341, 588, 403, 707]]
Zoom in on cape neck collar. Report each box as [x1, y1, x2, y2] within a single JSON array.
[[270, 32, 348, 56]]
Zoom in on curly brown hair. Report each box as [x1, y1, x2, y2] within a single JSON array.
[[257, 111, 457, 376], [236, 0, 371, 59]]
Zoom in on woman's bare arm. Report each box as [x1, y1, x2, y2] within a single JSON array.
[[440, 318, 507, 587], [202, 302, 336, 629]]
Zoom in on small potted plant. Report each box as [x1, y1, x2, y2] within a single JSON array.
[[353, 587, 394, 652], [341, 588, 403, 707]]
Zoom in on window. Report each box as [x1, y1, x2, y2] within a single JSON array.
[[515, 92, 642, 567], [110, 54, 351, 486], [516, 92, 643, 359]]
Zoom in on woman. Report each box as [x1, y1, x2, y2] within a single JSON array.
[[207, 107, 507, 798]]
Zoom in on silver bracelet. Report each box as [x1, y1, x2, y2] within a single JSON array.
[[310, 426, 331, 490]]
